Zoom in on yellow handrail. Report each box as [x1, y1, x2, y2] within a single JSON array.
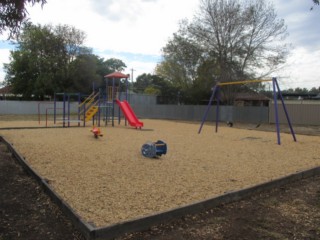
[[79, 91, 100, 116], [217, 79, 272, 86], [79, 92, 95, 108]]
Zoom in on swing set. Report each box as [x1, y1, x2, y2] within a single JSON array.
[[198, 77, 297, 145]]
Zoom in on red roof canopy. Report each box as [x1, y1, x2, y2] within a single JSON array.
[[104, 72, 129, 79]]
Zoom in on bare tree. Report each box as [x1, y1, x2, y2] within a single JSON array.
[[0, 0, 46, 38], [188, 0, 288, 81], [311, 0, 319, 10]]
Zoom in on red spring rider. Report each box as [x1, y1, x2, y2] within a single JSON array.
[[91, 126, 103, 138]]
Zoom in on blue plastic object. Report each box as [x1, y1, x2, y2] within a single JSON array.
[[141, 140, 167, 158]]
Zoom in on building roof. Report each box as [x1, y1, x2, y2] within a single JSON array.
[[0, 85, 12, 94], [235, 92, 270, 101], [104, 72, 129, 79]]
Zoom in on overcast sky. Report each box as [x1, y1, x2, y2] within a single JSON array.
[[0, 0, 319, 90]]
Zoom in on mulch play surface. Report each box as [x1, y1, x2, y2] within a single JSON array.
[[1, 117, 320, 239], [1, 137, 320, 239]]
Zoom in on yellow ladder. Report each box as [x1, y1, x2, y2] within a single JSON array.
[[79, 92, 100, 122], [85, 105, 99, 122]]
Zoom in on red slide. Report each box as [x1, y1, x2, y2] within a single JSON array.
[[115, 100, 144, 128]]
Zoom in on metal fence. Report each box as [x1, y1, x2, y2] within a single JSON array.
[[1, 96, 319, 126]]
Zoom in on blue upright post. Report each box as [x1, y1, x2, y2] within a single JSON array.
[[112, 77, 115, 127], [272, 78, 281, 145], [198, 85, 218, 134], [98, 91, 101, 127], [77, 93, 81, 127], [273, 78, 297, 142], [63, 93, 66, 128], [54, 93, 56, 124], [215, 86, 220, 133], [67, 94, 70, 127]]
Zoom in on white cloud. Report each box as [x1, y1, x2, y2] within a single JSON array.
[[27, 0, 199, 56], [274, 48, 320, 89], [1, 0, 319, 89]]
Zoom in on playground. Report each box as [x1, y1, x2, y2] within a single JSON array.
[[1, 117, 320, 228]]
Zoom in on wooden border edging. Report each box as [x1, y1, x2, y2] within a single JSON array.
[[1, 135, 320, 240], [0, 136, 94, 240]]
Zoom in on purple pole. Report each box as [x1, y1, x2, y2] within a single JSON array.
[[272, 78, 281, 145], [63, 93, 66, 128], [98, 92, 101, 127], [215, 86, 220, 133], [112, 77, 115, 127], [77, 93, 81, 127], [198, 85, 218, 134], [54, 93, 56, 124], [273, 78, 297, 142], [67, 94, 70, 127]]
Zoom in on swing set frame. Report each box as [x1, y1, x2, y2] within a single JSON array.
[[198, 77, 297, 145]]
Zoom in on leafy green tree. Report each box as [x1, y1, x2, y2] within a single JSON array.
[[54, 24, 88, 64], [68, 54, 102, 94], [309, 87, 320, 94], [4, 23, 89, 99], [104, 58, 126, 73], [156, 32, 203, 90], [134, 73, 153, 93], [144, 86, 161, 95], [134, 73, 180, 104], [0, 0, 46, 38]]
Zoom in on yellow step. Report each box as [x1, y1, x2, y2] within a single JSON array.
[[85, 106, 98, 122]]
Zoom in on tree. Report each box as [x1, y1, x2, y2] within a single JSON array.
[[158, 0, 289, 104], [0, 0, 46, 38], [156, 31, 204, 90], [134, 73, 180, 104], [314, 0, 320, 3], [191, 0, 288, 79], [311, 0, 319, 10], [68, 54, 102, 94], [54, 24, 88, 64], [104, 58, 126, 73], [134, 73, 153, 93], [4, 23, 89, 99]]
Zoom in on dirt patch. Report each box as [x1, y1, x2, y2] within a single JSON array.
[[0, 140, 85, 240], [115, 174, 320, 240]]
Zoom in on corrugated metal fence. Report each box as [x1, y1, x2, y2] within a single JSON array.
[[0, 94, 319, 125]]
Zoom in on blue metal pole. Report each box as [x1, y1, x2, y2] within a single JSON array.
[[112, 77, 115, 127], [125, 77, 128, 126], [83, 102, 86, 127], [63, 93, 66, 128], [215, 86, 220, 133], [78, 93, 81, 127], [272, 78, 281, 145], [54, 93, 56, 124], [67, 94, 70, 127], [98, 91, 101, 127], [198, 85, 218, 134], [274, 78, 297, 142]]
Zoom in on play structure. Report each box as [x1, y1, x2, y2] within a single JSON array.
[[141, 140, 167, 158], [198, 77, 297, 145], [48, 72, 143, 129]]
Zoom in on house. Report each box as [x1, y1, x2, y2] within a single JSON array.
[[234, 92, 270, 107], [0, 85, 13, 100]]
